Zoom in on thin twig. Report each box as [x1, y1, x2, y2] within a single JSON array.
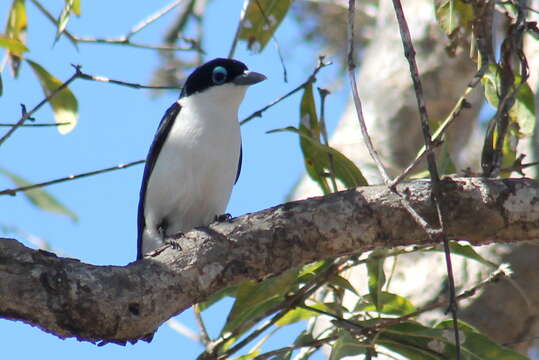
[[126, 0, 185, 40], [77, 70, 181, 90], [240, 57, 331, 126], [0, 122, 70, 127], [388, 139, 442, 188], [31, 0, 198, 52], [347, 0, 390, 184], [390, 0, 460, 357], [0, 66, 82, 147], [253, 0, 288, 82], [374, 267, 508, 330], [72, 37, 194, 51], [0, 160, 144, 196], [228, 0, 249, 58]]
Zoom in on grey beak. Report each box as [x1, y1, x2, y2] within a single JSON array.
[[233, 71, 267, 86]]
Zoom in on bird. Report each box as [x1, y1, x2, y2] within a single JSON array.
[[137, 58, 266, 260]]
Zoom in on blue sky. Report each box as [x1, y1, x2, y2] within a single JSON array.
[[0, 1, 350, 358]]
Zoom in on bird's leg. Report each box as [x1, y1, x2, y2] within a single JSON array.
[[215, 213, 233, 222]]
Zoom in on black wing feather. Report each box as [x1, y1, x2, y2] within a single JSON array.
[[137, 102, 181, 260], [235, 144, 242, 184]]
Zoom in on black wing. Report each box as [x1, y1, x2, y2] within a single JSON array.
[[235, 144, 242, 184], [137, 102, 181, 260]]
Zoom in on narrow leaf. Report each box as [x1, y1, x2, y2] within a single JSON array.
[[221, 269, 298, 335], [0, 168, 78, 221], [72, 0, 81, 16], [0, 36, 28, 53], [366, 250, 387, 313], [5, 0, 27, 77], [275, 303, 333, 326], [269, 126, 367, 193], [56, 0, 74, 42], [197, 285, 238, 311], [330, 330, 368, 360], [357, 292, 416, 316], [427, 241, 498, 268], [435, 0, 474, 35], [435, 320, 529, 359], [26, 59, 78, 134], [238, 0, 292, 52]]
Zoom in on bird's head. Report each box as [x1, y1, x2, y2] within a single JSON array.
[[179, 58, 266, 107]]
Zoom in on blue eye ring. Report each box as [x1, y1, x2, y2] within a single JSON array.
[[212, 66, 228, 85]]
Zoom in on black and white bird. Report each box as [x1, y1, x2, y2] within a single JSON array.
[[137, 58, 266, 260]]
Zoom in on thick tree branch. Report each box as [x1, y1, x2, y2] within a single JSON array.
[[1, 177, 539, 345]]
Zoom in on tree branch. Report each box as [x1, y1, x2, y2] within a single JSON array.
[[1, 177, 538, 345]]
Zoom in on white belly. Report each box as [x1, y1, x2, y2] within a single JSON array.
[[142, 97, 241, 255]]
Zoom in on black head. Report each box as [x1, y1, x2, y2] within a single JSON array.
[[180, 58, 249, 98]]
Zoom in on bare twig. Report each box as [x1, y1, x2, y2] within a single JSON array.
[[126, 0, 185, 40], [228, 0, 249, 58], [0, 122, 70, 127], [77, 70, 181, 90], [0, 160, 144, 196], [240, 57, 331, 126], [375, 267, 508, 330], [347, 0, 391, 184], [0, 66, 82, 147], [31, 0, 199, 52], [390, 0, 459, 356]]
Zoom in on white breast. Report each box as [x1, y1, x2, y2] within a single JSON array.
[[142, 83, 246, 254]]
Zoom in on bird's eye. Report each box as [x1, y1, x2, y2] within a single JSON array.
[[212, 66, 228, 85]]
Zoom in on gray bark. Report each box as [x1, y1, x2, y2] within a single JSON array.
[[0, 178, 539, 344]]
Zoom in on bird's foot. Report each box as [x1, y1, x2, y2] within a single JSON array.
[[215, 213, 233, 223]]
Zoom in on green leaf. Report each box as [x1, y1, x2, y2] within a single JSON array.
[[0, 168, 78, 221], [26, 59, 78, 134], [196, 285, 238, 311], [271, 331, 316, 360], [438, 142, 457, 176], [435, 320, 529, 360], [377, 320, 530, 360], [427, 241, 498, 268], [367, 250, 387, 313], [270, 125, 368, 193], [357, 292, 416, 316], [482, 67, 536, 138], [238, 0, 292, 52], [0, 36, 28, 53], [221, 269, 298, 335], [5, 0, 27, 77], [329, 274, 359, 296], [72, 0, 81, 16], [330, 329, 368, 360], [231, 350, 261, 360], [435, 0, 474, 35], [56, 0, 75, 42], [275, 303, 333, 326]]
